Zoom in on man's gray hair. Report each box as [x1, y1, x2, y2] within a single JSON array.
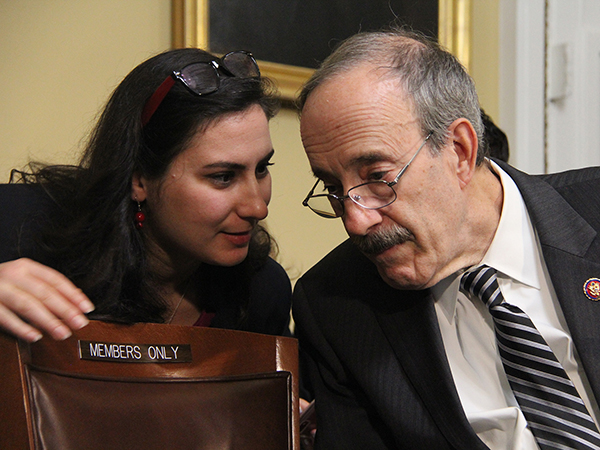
[[298, 27, 486, 162]]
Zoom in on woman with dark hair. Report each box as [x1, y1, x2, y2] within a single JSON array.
[[0, 47, 292, 343]]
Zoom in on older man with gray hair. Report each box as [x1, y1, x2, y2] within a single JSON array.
[[293, 27, 600, 450]]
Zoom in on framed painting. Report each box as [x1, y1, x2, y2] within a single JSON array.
[[172, 0, 470, 101]]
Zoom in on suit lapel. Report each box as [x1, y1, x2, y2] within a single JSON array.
[[542, 248, 600, 401], [500, 162, 600, 404], [374, 289, 489, 450]]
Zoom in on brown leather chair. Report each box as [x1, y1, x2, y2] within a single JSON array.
[[0, 320, 299, 449]]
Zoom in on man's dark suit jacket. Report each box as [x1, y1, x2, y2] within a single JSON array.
[[292, 161, 600, 449]]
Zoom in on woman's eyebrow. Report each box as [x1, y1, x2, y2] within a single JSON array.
[[204, 149, 275, 170], [205, 161, 245, 170], [260, 149, 275, 163]]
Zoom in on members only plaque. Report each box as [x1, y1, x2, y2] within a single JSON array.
[[79, 340, 192, 363]]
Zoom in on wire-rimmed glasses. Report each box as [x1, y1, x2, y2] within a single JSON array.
[[302, 132, 433, 218], [141, 50, 260, 126]]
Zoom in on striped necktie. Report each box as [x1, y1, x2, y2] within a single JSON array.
[[460, 265, 600, 450]]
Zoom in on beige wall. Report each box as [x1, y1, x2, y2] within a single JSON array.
[[266, 108, 347, 282], [0, 1, 172, 178], [470, 0, 500, 121], [0, 1, 499, 283]]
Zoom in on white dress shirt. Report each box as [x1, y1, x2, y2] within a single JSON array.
[[432, 161, 600, 450]]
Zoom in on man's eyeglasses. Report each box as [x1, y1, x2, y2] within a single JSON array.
[[302, 132, 433, 219], [141, 51, 260, 126]]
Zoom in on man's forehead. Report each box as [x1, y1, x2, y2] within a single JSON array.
[[301, 78, 416, 147], [302, 64, 409, 113], [301, 64, 420, 177]]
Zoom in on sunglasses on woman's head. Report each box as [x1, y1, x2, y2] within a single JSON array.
[[141, 51, 260, 126]]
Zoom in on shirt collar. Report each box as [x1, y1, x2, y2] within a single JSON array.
[[433, 160, 542, 323]]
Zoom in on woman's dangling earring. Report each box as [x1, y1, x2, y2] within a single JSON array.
[[135, 200, 145, 229]]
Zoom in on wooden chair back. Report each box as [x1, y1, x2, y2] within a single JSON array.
[[0, 320, 299, 449]]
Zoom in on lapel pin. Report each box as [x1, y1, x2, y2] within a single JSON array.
[[583, 278, 600, 301]]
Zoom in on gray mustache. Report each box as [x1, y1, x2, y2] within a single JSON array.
[[351, 225, 414, 254]]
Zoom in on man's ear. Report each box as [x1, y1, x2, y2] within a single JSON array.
[[131, 173, 148, 202], [446, 118, 478, 187]]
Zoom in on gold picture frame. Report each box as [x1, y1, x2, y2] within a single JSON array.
[[172, 0, 470, 101]]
